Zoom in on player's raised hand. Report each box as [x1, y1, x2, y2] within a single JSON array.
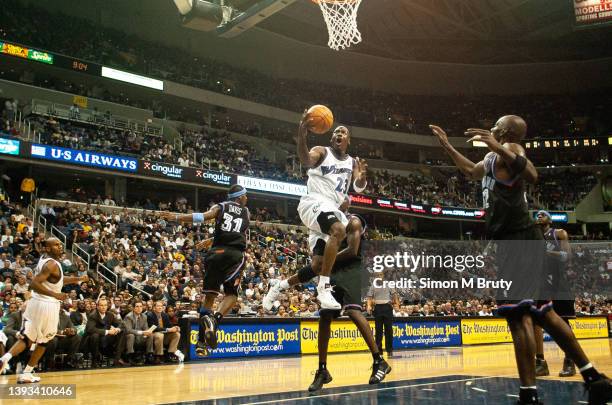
[[355, 157, 368, 180], [429, 125, 450, 147], [54, 292, 69, 301], [234, 275, 242, 287], [80, 275, 89, 283], [299, 109, 314, 136], [465, 128, 503, 153]]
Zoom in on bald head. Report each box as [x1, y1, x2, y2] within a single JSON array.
[[45, 237, 61, 248], [498, 115, 527, 142], [44, 237, 64, 258]]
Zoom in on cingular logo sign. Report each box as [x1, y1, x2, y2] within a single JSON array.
[[143, 161, 183, 179], [196, 169, 232, 185]]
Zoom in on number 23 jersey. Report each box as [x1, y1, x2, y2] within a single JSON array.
[[307, 147, 354, 206], [213, 201, 250, 251]]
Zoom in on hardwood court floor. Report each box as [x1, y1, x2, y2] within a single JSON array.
[[1, 339, 610, 404]]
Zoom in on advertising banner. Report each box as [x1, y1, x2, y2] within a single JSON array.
[[30, 144, 137, 172], [462, 317, 608, 345], [189, 322, 300, 359], [139, 160, 235, 186], [393, 320, 461, 348], [140, 160, 185, 179], [461, 318, 513, 345], [569, 317, 609, 339], [0, 41, 53, 64], [237, 176, 307, 197], [195, 168, 234, 186], [72, 95, 88, 109], [574, 0, 612, 27], [348, 193, 486, 220], [0, 138, 20, 156], [300, 320, 378, 354]]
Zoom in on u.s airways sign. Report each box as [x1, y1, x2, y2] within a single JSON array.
[[30, 144, 137, 172]]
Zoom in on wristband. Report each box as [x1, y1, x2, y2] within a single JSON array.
[[509, 154, 527, 174], [353, 179, 367, 193], [559, 251, 569, 262]]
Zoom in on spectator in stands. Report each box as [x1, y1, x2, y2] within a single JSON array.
[[13, 276, 28, 296], [0, 241, 13, 257], [147, 301, 182, 364], [69, 104, 80, 120], [46, 303, 82, 369], [86, 297, 126, 367], [2, 301, 24, 368], [123, 300, 153, 365], [103, 195, 116, 206]]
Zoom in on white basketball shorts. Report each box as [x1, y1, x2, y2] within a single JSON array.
[[22, 297, 60, 344], [298, 194, 348, 236]]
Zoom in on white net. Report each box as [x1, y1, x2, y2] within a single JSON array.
[[316, 0, 363, 51]]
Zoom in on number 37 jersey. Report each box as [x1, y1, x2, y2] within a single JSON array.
[[213, 201, 250, 251], [307, 147, 354, 206]]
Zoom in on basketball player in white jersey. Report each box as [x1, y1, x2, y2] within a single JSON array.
[[296, 114, 367, 309], [0, 238, 88, 382]]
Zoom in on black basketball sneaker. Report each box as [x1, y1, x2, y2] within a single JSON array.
[[369, 359, 392, 384], [586, 374, 612, 405], [200, 314, 219, 349], [309, 369, 333, 392]]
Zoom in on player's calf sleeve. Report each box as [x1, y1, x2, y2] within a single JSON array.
[[297, 265, 317, 283]]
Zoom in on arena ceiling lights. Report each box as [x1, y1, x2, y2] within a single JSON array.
[[101, 66, 164, 91]]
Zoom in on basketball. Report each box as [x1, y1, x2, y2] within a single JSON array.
[[306, 104, 334, 134]]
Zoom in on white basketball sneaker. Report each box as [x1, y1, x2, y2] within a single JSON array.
[[17, 372, 41, 384], [263, 282, 283, 311], [317, 284, 341, 310], [174, 350, 185, 363]]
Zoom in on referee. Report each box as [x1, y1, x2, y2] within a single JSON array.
[[367, 271, 399, 358]]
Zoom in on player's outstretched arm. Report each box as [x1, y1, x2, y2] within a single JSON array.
[[500, 143, 538, 184], [30, 261, 67, 301], [159, 205, 221, 224], [430, 125, 485, 180], [465, 129, 537, 184], [64, 275, 89, 285], [352, 157, 368, 192], [297, 111, 326, 168]]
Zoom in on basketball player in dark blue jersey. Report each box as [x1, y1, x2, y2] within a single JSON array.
[[264, 200, 390, 388], [307, 212, 391, 390], [533, 210, 577, 377], [161, 185, 249, 354], [431, 116, 610, 404]]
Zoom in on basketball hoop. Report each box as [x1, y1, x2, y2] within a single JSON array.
[[312, 0, 362, 51]]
